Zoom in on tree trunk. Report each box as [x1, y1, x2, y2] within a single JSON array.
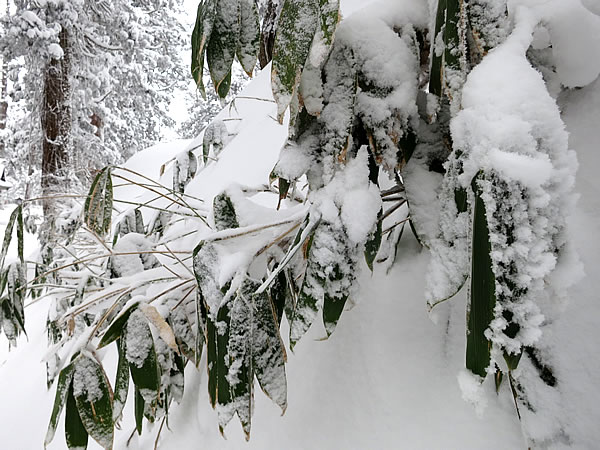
[[41, 28, 71, 218]]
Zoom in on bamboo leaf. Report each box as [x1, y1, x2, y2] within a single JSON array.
[[216, 301, 234, 433], [65, 381, 89, 450], [429, 0, 447, 96], [139, 303, 179, 354], [126, 310, 161, 399], [319, 0, 340, 48], [84, 167, 113, 236], [206, 311, 218, 408], [191, 0, 217, 98], [271, 0, 319, 122], [134, 386, 144, 435], [364, 209, 383, 271], [113, 337, 130, 422], [0, 205, 21, 268], [466, 173, 496, 378], [237, 0, 260, 76], [45, 363, 75, 446], [213, 191, 239, 231], [97, 301, 140, 349], [72, 355, 114, 449], [252, 287, 287, 413], [207, 0, 240, 98]]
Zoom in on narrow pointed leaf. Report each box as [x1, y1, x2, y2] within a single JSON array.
[[126, 310, 161, 401], [237, 0, 260, 76], [319, 0, 340, 47], [271, 0, 319, 122], [207, 0, 240, 98], [134, 386, 144, 435], [45, 363, 75, 446], [364, 209, 383, 271], [213, 191, 239, 231], [72, 355, 114, 449], [65, 382, 89, 450], [97, 301, 140, 349], [252, 288, 287, 412], [0, 205, 21, 267], [113, 338, 130, 422], [84, 167, 113, 236], [466, 174, 496, 378]]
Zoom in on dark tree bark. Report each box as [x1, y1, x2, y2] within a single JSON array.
[[41, 28, 71, 217]]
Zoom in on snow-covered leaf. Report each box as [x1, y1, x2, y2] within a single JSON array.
[[139, 303, 179, 354], [319, 0, 340, 48], [466, 174, 495, 378], [72, 355, 114, 449], [271, 0, 319, 122], [191, 0, 217, 98], [84, 167, 113, 236], [45, 363, 75, 446], [237, 0, 260, 76], [126, 310, 161, 403], [173, 150, 198, 193], [213, 191, 239, 230], [97, 301, 140, 349], [364, 209, 382, 271], [207, 0, 240, 98], [0, 205, 24, 267], [65, 381, 88, 450], [113, 337, 129, 422]]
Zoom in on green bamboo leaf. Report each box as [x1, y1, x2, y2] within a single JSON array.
[[429, 0, 447, 96], [252, 287, 287, 413], [237, 0, 260, 76], [16, 205, 23, 264], [126, 311, 161, 399], [97, 301, 140, 349], [45, 363, 75, 446], [72, 355, 114, 449], [319, 0, 340, 48], [113, 337, 130, 422], [191, 0, 217, 98], [289, 231, 319, 348], [323, 292, 348, 337], [134, 386, 144, 435], [228, 284, 253, 438], [213, 191, 239, 231], [277, 178, 290, 210], [0, 205, 21, 268], [216, 301, 233, 433], [6, 261, 26, 335], [466, 173, 496, 378], [65, 381, 89, 450], [269, 271, 287, 324], [207, 0, 240, 98], [271, 0, 319, 122], [364, 209, 383, 272], [84, 167, 113, 236], [206, 312, 218, 408]]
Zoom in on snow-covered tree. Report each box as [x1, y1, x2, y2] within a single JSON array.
[[1, 0, 599, 448]]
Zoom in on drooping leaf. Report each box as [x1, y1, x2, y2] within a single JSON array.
[[113, 337, 130, 422], [277, 178, 290, 210], [84, 167, 113, 236], [126, 310, 161, 403], [466, 173, 496, 378], [0, 205, 23, 268], [191, 0, 217, 98], [207, 0, 240, 98], [139, 303, 179, 354], [271, 0, 319, 122], [216, 301, 234, 432], [429, 0, 447, 96], [134, 386, 144, 435], [319, 0, 340, 48], [6, 261, 26, 335], [45, 363, 75, 446], [97, 301, 140, 349], [237, 0, 260, 76], [173, 150, 198, 193], [364, 209, 383, 271], [65, 381, 89, 450], [213, 191, 239, 231], [72, 355, 114, 449], [252, 287, 287, 412], [206, 311, 218, 408], [269, 271, 287, 324], [228, 283, 253, 438]]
